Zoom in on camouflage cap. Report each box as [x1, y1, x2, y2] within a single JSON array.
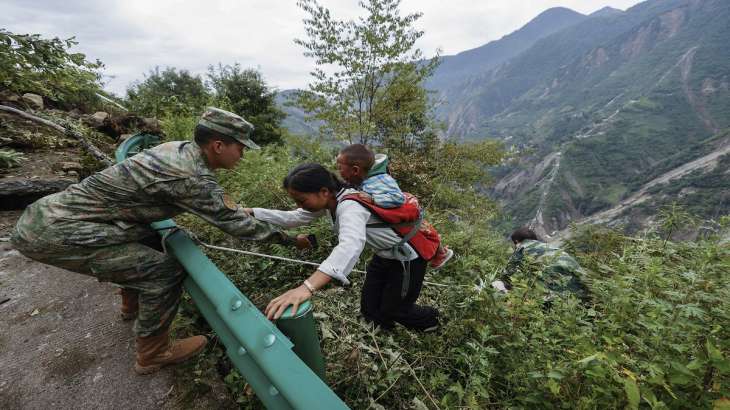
[[198, 107, 260, 149]]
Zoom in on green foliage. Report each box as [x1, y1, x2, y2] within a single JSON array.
[[388, 139, 504, 219], [657, 202, 698, 246], [0, 148, 26, 168], [175, 143, 729, 407], [0, 29, 103, 108], [127, 65, 286, 147], [207, 63, 286, 145], [160, 115, 198, 142], [126, 66, 210, 118], [294, 0, 439, 144]]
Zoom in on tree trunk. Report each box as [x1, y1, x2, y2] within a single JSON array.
[[0, 105, 114, 167]]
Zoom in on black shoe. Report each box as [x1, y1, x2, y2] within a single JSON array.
[[405, 305, 440, 332], [361, 314, 395, 331]]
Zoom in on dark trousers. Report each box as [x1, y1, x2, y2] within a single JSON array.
[[360, 255, 439, 331]]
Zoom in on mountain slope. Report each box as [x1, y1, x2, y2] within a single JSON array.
[[440, 0, 730, 233], [427, 7, 586, 92]]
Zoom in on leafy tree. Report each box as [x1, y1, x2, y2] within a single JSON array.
[[0, 29, 103, 108], [126, 67, 210, 117], [294, 0, 439, 145], [207, 63, 286, 145], [294, 0, 504, 212]]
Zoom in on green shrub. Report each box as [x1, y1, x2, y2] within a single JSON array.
[[126, 67, 210, 118], [0, 148, 26, 168], [0, 29, 103, 109]]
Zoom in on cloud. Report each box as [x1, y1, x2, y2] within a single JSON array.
[[0, 0, 643, 95]]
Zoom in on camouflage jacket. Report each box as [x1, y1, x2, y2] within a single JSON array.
[[15, 141, 287, 245], [504, 239, 588, 301]]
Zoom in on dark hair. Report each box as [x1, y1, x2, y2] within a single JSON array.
[[510, 227, 539, 244], [283, 163, 345, 193], [339, 144, 374, 171], [194, 124, 239, 146]]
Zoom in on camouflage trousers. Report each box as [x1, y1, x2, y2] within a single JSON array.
[[11, 214, 186, 338]]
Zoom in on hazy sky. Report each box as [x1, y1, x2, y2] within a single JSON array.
[[1, 0, 643, 95]]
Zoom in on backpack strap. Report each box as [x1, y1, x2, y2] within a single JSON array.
[[366, 221, 418, 229], [342, 193, 425, 299], [392, 209, 423, 299]]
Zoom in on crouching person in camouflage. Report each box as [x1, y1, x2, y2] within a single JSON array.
[[493, 227, 590, 304], [11, 107, 297, 375]]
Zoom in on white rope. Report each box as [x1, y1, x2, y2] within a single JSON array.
[[200, 242, 366, 274], [0, 233, 457, 287], [200, 242, 461, 288]]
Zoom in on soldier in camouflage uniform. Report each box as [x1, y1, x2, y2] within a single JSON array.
[[11, 107, 299, 374], [498, 227, 589, 303]]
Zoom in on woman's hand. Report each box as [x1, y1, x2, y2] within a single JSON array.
[[265, 285, 312, 320]]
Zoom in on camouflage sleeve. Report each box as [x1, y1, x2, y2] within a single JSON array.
[[158, 177, 291, 244], [502, 248, 524, 285]]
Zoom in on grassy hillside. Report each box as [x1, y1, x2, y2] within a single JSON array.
[[170, 138, 730, 409]]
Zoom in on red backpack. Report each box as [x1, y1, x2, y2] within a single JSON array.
[[340, 192, 440, 261]]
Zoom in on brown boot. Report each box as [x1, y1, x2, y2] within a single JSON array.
[[119, 288, 139, 321], [134, 329, 207, 375]]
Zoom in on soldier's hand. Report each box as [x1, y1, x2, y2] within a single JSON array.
[[265, 285, 312, 320], [295, 234, 313, 250], [242, 207, 253, 215]]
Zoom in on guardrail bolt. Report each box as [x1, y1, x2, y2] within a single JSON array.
[[231, 299, 242, 311], [264, 333, 276, 348], [237, 346, 247, 355]]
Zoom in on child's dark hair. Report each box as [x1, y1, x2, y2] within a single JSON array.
[[339, 144, 374, 171], [510, 227, 539, 244], [194, 124, 239, 146], [283, 163, 345, 193]]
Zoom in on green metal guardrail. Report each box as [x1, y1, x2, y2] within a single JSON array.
[[115, 134, 347, 410]]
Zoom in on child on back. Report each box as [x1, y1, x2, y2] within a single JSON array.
[[336, 144, 454, 269]]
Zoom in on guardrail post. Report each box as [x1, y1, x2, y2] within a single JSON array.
[[278, 302, 326, 380]]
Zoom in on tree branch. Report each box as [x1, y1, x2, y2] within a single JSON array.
[[0, 105, 114, 167]]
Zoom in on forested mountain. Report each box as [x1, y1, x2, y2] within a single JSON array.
[[277, 0, 729, 236], [428, 0, 730, 235], [426, 7, 586, 99]]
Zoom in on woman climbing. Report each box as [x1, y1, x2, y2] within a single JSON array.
[[249, 163, 440, 332]]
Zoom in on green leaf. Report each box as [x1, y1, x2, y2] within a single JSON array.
[[707, 340, 724, 363], [577, 353, 599, 365], [686, 359, 705, 370], [547, 379, 561, 395], [624, 378, 640, 410], [546, 370, 564, 380]]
